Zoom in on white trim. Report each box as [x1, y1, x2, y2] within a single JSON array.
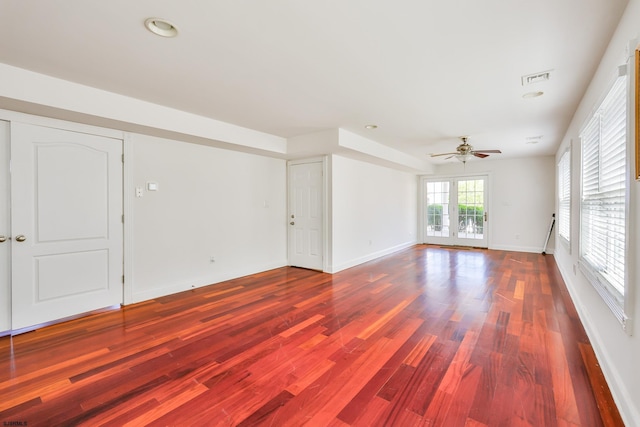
[[129, 261, 287, 303], [122, 133, 134, 305], [555, 257, 639, 427], [328, 241, 415, 274], [557, 146, 571, 251], [489, 244, 552, 254]]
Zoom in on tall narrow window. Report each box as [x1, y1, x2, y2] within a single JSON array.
[[579, 69, 628, 328], [558, 149, 571, 243]]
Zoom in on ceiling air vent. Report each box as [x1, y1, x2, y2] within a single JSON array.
[[521, 70, 552, 86]]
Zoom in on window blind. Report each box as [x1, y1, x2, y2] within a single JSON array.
[[580, 74, 627, 297], [558, 150, 571, 242]]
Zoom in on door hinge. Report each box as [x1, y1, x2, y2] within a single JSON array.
[[121, 154, 124, 163], [122, 275, 125, 283], [122, 214, 124, 223]]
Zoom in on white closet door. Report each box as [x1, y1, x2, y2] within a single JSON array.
[[11, 123, 123, 331], [288, 161, 323, 270], [0, 121, 10, 333]]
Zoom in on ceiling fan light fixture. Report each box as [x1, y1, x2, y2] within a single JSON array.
[[455, 153, 471, 163]]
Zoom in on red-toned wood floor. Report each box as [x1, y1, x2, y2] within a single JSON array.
[[0, 246, 624, 426]]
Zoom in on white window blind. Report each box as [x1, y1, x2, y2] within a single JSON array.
[[558, 150, 571, 242], [580, 73, 627, 311]]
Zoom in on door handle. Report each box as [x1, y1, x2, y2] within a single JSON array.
[[0, 235, 6, 243], [290, 222, 295, 225], [15, 235, 26, 242]]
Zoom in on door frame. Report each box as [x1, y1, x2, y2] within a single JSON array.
[[419, 172, 493, 248], [287, 157, 330, 272], [0, 109, 128, 333]]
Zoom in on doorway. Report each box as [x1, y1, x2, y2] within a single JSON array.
[[423, 176, 489, 247], [9, 122, 123, 332], [288, 160, 324, 270]]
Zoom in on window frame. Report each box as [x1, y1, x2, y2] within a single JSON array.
[[557, 147, 571, 248], [578, 64, 632, 333]]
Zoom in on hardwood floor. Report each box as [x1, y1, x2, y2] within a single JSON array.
[[0, 245, 624, 426]]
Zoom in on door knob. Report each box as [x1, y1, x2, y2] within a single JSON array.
[[15, 235, 26, 242], [290, 222, 295, 225], [0, 235, 6, 243]]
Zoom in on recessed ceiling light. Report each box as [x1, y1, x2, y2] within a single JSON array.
[[364, 124, 378, 130], [522, 91, 544, 99], [145, 18, 178, 38]]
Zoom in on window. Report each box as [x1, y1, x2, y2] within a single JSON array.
[[558, 149, 571, 243], [579, 70, 629, 328]]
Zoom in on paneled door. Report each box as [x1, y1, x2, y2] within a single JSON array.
[[424, 176, 488, 248], [10, 123, 123, 331], [0, 121, 10, 333], [288, 161, 323, 270]]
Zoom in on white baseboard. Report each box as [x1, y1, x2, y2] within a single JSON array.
[[327, 241, 416, 274], [489, 243, 553, 254], [129, 260, 287, 304], [555, 258, 639, 426]]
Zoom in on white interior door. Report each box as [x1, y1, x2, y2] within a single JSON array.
[[424, 176, 489, 248], [288, 161, 323, 270], [11, 123, 123, 331], [0, 121, 10, 333]]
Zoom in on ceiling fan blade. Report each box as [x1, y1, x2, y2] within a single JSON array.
[[473, 149, 502, 153], [430, 152, 459, 157], [473, 152, 489, 158], [445, 155, 456, 160]]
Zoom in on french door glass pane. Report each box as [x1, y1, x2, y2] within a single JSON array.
[[426, 181, 450, 237], [458, 179, 484, 240]]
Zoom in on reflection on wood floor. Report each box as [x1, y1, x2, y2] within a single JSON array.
[[0, 245, 624, 426]]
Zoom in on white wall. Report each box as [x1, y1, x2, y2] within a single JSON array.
[[553, 0, 640, 424], [330, 155, 417, 273], [433, 156, 556, 253], [129, 134, 287, 302]]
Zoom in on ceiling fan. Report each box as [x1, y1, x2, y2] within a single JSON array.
[[430, 137, 502, 163]]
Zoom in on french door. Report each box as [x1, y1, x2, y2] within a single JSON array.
[[424, 176, 488, 247]]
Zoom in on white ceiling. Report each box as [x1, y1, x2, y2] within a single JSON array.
[[0, 0, 630, 165]]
